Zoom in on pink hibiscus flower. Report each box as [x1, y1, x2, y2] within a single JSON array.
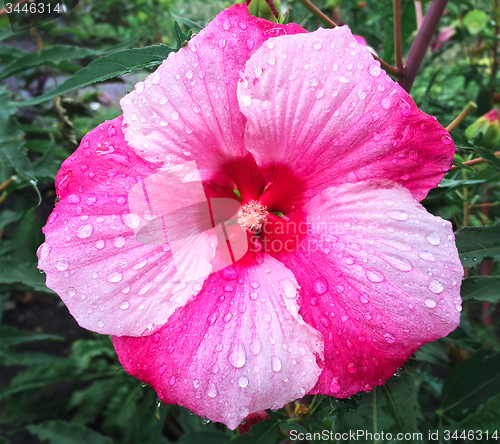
[[38, 5, 463, 430]]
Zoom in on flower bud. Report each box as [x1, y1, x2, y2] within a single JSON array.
[[465, 108, 500, 149]]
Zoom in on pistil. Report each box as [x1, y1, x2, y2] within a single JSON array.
[[237, 200, 268, 233]]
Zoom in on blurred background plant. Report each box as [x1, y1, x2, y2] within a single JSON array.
[[0, 0, 499, 443]]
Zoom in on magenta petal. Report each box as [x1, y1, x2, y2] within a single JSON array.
[[112, 253, 323, 430], [238, 26, 454, 204], [120, 5, 305, 196], [38, 117, 224, 336], [272, 180, 462, 397]]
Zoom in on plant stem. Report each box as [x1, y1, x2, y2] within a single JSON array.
[[393, 0, 404, 72], [399, 0, 449, 92], [414, 0, 423, 29], [446, 102, 477, 132], [297, 0, 338, 27], [449, 151, 500, 171], [297, 0, 405, 77], [0, 176, 14, 192]]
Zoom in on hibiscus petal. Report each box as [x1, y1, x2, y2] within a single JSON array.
[[120, 5, 305, 201], [37, 117, 234, 336], [112, 253, 323, 429], [271, 180, 462, 397], [238, 26, 454, 205]]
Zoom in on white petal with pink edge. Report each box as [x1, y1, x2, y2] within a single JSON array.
[[37, 118, 229, 337], [113, 253, 323, 429], [273, 180, 462, 397], [120, 5, 305, 191], [238, 26, 454, 203]]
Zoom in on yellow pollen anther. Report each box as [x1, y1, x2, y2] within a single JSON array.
[[237, 200, 268, 233]]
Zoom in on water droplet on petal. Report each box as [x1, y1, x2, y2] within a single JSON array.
[[114, 236, 125, 248], [122, 213, 140, 229], [55, 259, 69, 271], [381, 98, 391, 110], [347, 362, 357, 373], [312, 277, 328, 295], [424, 297, 437, 308], [107, 272, 123, 283], [219, 38, 226, 48], [250, 334, 261, 356], [365, 269, 384, 283], [419, 251, 435, 262], [271, 355, 282, 372], [228, 341, 246, 368], [428, 280, 444, 294], [386, 210, 408, 221], [207, 383, 217, 398], [369, 64, 381, 76], [330, 377, 341, 393], [379, 254, 412, 272], [384, 333, 396, 344], [120, 301, 130, 310], [77, 224, 93, 239], [426, 232, 440, 246], [399, 99, 411, 116], [441, 135, 453, 145], [238, 376, 249, 388]]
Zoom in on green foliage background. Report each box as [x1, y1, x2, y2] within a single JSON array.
[[0, 0, 499, 442]]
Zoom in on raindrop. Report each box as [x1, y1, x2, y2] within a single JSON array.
[[222, 19, 231, 30], [386, 210, 408, 221], [268, 56, 276, 66], [114, 236, 125, 248], [330, 377, 341, 393], [346, 362, 357, 373], [394, 367, 402, 377], [428, 280, 444, 294], [379, 254, 412, 272], [369, 64, 381, 76], [170, 112, 179, 121], [271, 355, 282, 372], [425, 298, 437, 308], [241, 95, 251, 107], [425, 232, 440, 246], [419, 251, 435, 262], [55, 259, 69, 271], [122, 213, 140, 229], [238, 376, 249, 388], [384, 333, 396, 344], [120, 301, 130, 310], [250, 335, 261, 356], [107, 272, 123, 283], [312, 277, 328, 295], [441, 135, 453, 145], [365, 269, 384, 283], [398, 99, 411, 116], [381, 98, 391, 110], [207, 384, 217, 398], [77, 224, 93, 239], [228, 341, 246, 368]]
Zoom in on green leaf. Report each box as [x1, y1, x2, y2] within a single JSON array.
[[27, 420, 117, 444], [0, 44, 25, 62], [472, 146, 500, 172], [178, 431, 230, 444], [452, 157, 475, 172], [0, 208, 22, 230], [0, 87, 35, 183], [342, 370, 422, 434], [413, 340, 450, 366], [171, 12, 204, 33], [0, 259, 48, 290], [455, 225, 500, 267], [0, 325, 62, 348], [421, 69, 441, 113], [14, 44, 175, 107], [231, 419, 280, 444], [461, 276, 500, 303], [445, 393, 500, 432], [440, 352, 500, 414], [0, 46, 99, 81]]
